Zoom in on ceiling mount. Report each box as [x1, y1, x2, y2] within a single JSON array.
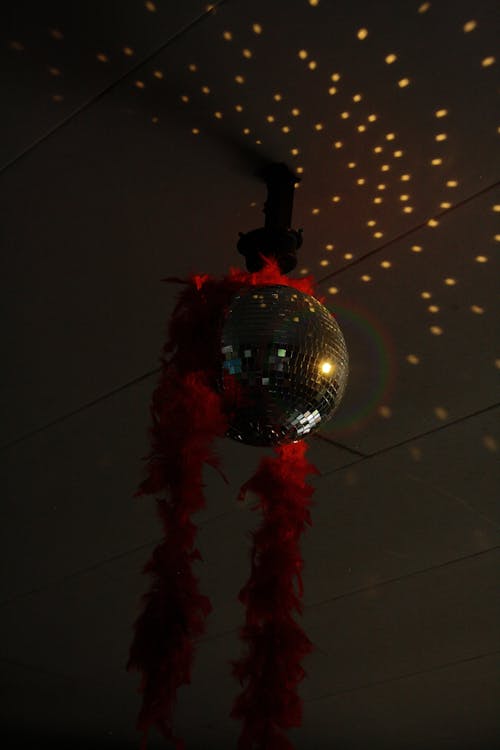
[[237, 162, 303, 275]]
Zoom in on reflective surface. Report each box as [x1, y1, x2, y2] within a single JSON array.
[[221, 284, 348, 445]]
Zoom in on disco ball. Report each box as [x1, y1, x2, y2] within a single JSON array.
[[220, 284, 349, 446]]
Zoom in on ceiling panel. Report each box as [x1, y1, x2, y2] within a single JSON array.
[[0, 0, 218, 167], [115, 0, 499, 270], [318, 188, 499, 452]]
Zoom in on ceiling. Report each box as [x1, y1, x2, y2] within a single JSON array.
[[1, 0, 499, 748]]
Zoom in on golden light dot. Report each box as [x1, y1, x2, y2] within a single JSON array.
[[309, 0, 320, 6], [412, 245, 423, 253], [483, 435, 498, 452], [235, 75, 245, 84], [201, 85, 210, 94], [214, 111, 223, 119], [151, 116, 159, 124], [181, 95, 189, 103], [444, 277, 456, 285], [394, 149, 403, 157], [374, 231, 384, 238], [299, 268, 308, 275], [328, 86, 337, 95], [334, 141, 343, 149], [386, 132, 395, 141], [153, 69, 164, 79], [308, 60, 318, 70], [348, 161, 356, 169], [282, 125, 291, 133], [435, 108, 448, 118], [328, 286, 339, 295], [145, 1, 156, 11], [252, 23, 262, 34], [296, 167, 304, 174], [428, 304, 440, 313], [357, 124, 366, 133], [403, 206, 414, 214], [463, 20, 477, 32], [242, 48, 252, 58], [357, 28, 369, 40], [373, 197, 383, 204], [398, 77, 410, 88], [406, 354, 420, 364], [435, 133, 447, 141], [188, 63, 197, 71], [401, 173, 411, 181], [367, 220, 376, 227], [291, 108, 300, 116], [481, 56, 495, 67], [381, 164, 390, 172], [312, 208, 320, 215], [325, 243, 334, 250], [298, 49, 308, 59], [192, 128, 200, 135], [353, 93, 363, 102], [385, 53, 397, 64], [446, 179, 458, 187], [344, 252, 353, 259], [430, 326, 443, 336], [331, 195, 341, 203], [428, 218, 439, 227], [418, 2, 431, 13], [368, 113, 377, 122], [273, 93, 283, 101], [123, 46, 134, 56], [266, 115, 275, 123], [475, 255, 488, 263], [373, 146, 383, 154], [357, 178, 366, 185], [495, 234, 500, 242], [341, 111, 350, 119], [320, 361, 334, 375], [135, 80, 145, 89], [495, 359, 500, 369], [421, 290, 431, 298], [431, 158, 443, 165], [381, 260, 392, 268], [471, 304, 484, 314], [434, 406, 448, 420], [492, 204, 500, 212], [223, 31, 233, 41], [319, 259, 329, 267], [290, 147, 299, 156], [235, 104, 243, 112], [243, 128, 251, 135], [440, 201, 452, 209], [97, 53, 110, 63], [378, 405, 392, 418], [331, 72, 341, 82], [314, 122, 324, 131], [361, 274, 371, 282], [377, 183, 386, 190]]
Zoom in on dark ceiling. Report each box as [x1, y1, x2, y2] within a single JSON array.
[[1, 1, 499, 748]]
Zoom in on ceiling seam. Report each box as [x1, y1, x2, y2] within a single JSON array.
[[307, 649, 500, 704], [195, 544, 500, 644], [0, 0, 231, 178], [318, 401, 500, 478], [316, 178, 500, 285]]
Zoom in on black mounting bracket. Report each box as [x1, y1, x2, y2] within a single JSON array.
[[237, 163, 303, 275]]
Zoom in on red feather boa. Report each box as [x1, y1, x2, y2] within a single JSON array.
[[128, 259, 319, 749], [231, 442, 319, 749]]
